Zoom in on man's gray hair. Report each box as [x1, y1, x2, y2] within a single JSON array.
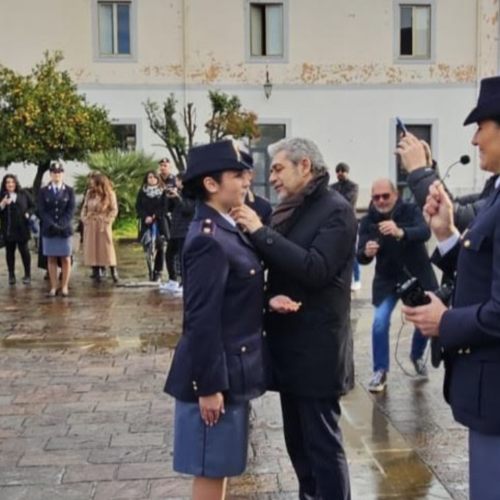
[[268, 138, 328, 175]]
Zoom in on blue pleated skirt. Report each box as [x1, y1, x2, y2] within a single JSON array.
[[173, 400, 250, 478], [42, 236, 72, 257]]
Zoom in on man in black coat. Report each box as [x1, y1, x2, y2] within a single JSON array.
[[357, 179, 438, 392], [232, 137, 356, 500], [330, 162, 361, 290]]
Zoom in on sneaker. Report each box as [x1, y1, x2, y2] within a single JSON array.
[[410, 357, 428, 377], [368, 370, 387, 393], [160, 280, 180, 292], [351, 281, 362, 291]]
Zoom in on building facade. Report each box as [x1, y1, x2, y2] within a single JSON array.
[[1, 0, 499, 205]]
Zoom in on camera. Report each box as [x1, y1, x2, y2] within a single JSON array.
[[396, 277, 430, 307], [396, 275, 454, 368]]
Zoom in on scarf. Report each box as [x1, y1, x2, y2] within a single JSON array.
[[143, 185, 164, 199], [271, 171, 329, 234]]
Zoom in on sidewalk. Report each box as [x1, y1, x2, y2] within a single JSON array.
[[0, 242, 467, 499]]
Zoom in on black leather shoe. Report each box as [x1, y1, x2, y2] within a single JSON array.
[[8, 275, 16, 285], [110, 267, 119, 283], [22, 276, 31, 285]]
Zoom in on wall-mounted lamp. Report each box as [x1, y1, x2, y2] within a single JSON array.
[[263, 71, 273, 99]]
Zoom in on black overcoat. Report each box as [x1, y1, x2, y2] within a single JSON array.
[[248, 180, 357, 398]]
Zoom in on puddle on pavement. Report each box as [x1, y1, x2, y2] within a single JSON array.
[[0, 241, 183, 352]]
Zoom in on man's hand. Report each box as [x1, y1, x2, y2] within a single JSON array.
[[396, 133, 429, 173], [145, 216, 153, 225], [199, 392, 225, 427], [230, 205, 263, 234], [269, 295, 302, 314], [402, 292, 448, 337], [423, 181, 457, 241], [364, 240, 380, 258], [378, 220, 404, 239]]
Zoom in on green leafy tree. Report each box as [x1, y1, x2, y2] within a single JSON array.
[[75, 150, 157, 220], [144, 91, 259, 173], [0, 51, 115, 194], [205, 91, 259, 143]]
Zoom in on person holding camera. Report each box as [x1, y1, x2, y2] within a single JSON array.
[[357, 178, 437, 392], [0, 174, 35, 285], [399, 134, 498, 232], [38, 162, 76, 297], [401, 76, 500, 500]]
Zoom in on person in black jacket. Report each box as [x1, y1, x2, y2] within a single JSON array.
[[160, 174, 195, 293], [399, 134, 498, 232], [232, 137, 356, 500], [330, 162, 362, 290], [0, 174, 35, 285], [357, 178, 438, 392], [136, 171, 169, 281], [38, 162, 76, 297]]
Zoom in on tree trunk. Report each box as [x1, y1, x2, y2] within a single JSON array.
[[33, 161, 50, 198]]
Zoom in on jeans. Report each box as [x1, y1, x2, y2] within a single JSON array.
[[352, 259, 361, 282], [372, 294, 428, 372]]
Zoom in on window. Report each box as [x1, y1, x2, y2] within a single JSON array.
[[396, 123, 432, 200], [398, 3, 432, 59], [112, 124, 136, 151], [98, 2, 131, 56], [250, 3, 283, 57], [92, 0, 136, 61], [250, 123, 287, 204], [245, 1, 288, 62]]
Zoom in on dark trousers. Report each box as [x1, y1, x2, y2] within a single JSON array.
[[165, 239, 177, 280], [5, 241, 31, 277], [280, 394, 351, 500], [153, 241, 165, 274]]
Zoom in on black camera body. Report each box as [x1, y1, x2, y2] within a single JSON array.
[[396, 276, 454, 368], [396, 277, 431, 307]]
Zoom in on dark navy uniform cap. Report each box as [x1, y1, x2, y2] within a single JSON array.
[[183, 140, 253, 183]]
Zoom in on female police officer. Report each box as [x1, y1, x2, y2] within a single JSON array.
[[164, 140, 267, 500]]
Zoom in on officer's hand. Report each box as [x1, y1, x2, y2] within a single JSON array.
[[396, 133, 428, 173], [269, 295, 302, 314], [378, 220, 404, 239], [364, 241, 380, 257], [402, 292, 448, 337], [230, 205, 263, 234], [199, 393, 225, 427], [424, 181, 457, 241]]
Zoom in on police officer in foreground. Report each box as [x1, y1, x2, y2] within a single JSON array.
[[400, 76, 500, 500], [164, 140, 267, 500]]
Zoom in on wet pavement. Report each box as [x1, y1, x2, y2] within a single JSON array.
[[0, 241, 467, 499]]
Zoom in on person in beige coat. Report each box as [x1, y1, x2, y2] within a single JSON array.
[[81, 173, 119, 282]]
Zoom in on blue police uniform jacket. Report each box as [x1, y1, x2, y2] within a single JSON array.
[[435, 184, 500, 435], [164, 203, 267, 404], [38, 184, 76, 238]]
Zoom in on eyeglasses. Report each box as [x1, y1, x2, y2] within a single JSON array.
[[372, 193, 391, 202]]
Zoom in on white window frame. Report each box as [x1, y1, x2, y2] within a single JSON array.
[[394, 0, 436, 64], [92, 0, 138, 63], [244, 0, 289, 64]]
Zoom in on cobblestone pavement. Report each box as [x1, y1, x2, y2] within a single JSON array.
[[0, 241, 467, 499]]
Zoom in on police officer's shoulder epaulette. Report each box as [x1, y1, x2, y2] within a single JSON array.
[[200, 218, 216, 236]]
